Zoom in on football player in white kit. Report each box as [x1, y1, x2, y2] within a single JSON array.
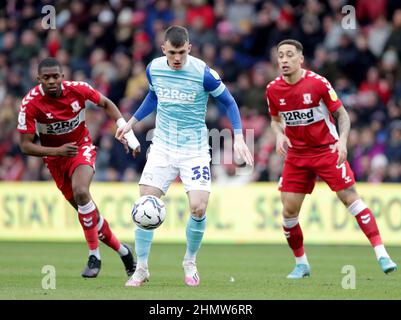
[[116, 26, 253, 287]]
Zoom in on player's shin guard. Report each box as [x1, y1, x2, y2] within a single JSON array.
[[283, 218, 305, 258], [97, 216, 122, 252], [78, 200, 99, 250], [348, 199, 383, 247], [185, 214, 206, 261], [135, 228, 154, 269]]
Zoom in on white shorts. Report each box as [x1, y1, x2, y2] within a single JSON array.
[[139, 144, 211, 194]]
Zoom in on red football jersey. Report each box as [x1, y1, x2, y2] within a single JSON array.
[[266, 69, 342, 156], [17, 81, 101, 147]]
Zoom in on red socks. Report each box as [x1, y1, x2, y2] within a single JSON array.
[[281, 199, 383, 263], [78, 201, 99, 250], [97, 216, 121, 251], [78, 200, 125, 256], [348, 199, 383, 247], [283, 223, 305, 257], [355, 208, 383, 247]]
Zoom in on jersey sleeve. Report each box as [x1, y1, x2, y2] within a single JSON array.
[[318, 78, 342, 113], [265, 85, 279, 117], [133, 90, 158, 121], [17, 101, 36, 134], [77, 82, 101, 104], [214, 88, 242, 134], [203, 66, 226, 97], [146, 62, 154, 91]]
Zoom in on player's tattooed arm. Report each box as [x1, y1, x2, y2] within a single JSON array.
[[332, 106, 350, 165], [19, 133, 78, 157], [332, 106, 350, 143]]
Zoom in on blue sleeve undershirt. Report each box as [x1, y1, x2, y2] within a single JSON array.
[[133, 90, 158, 121], [214, 88, 243, 135], [133, 62, 158, 121], [203, 66, 242, 134]]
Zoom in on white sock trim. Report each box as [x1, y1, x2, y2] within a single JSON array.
[[78, 200, 96, 214], [89, 248, 100, 260], [97, 215, 104, 230], [295, 254, 309, 266], [374, 244, 389, 260], [347, 199, 367, 216], [118, 244, 129, 257], [283, 216, 299, 228]]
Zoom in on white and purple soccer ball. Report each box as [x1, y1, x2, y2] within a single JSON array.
[[131, 195, 166, 230]]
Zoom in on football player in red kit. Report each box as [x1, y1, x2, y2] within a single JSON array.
[[266, 40, 397, 278], [17, 58, 140, 278]]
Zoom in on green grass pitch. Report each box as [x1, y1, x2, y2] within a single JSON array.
[[0, 242, 400, 300]]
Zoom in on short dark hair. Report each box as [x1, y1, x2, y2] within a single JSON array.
[[277, 39, 303, 53], [38, 58, 62, 74], [164, 25, 189, 47]]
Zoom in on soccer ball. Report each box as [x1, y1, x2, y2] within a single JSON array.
[[131, 195, 166, 230]]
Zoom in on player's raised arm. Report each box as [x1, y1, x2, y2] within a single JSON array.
[[115, 62, 158, 154], [203, 66, 254, 166], [97, 94, 141, 157], [115, 89, 158, 141]]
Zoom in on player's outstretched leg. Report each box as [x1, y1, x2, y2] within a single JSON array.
[[283, 217, 311, 279], [78, 200, 102, 278], [183, 213, 206, 286], [346, 198, 397, 274], [72, 165, 104, 278], [97, 216, 136, 276], [125, 228, 153, 287], [183, 191, 208, 287]]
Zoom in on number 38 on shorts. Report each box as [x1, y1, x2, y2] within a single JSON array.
[[139, 144, 212, 194], [191, 166, 210, 181]]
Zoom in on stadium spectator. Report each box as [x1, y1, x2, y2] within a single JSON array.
[[359, 66, 391, 104], [356, 0, 387, 26], [186, 0, 215, 30], [385, 9, 401, 60], [386, 120, 401, 162], [367, 16, 392, 58]]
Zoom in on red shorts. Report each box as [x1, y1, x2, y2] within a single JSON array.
[[279, 150, 355, 194], [44, 142, 97, 200]]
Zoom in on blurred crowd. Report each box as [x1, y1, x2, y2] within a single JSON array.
[[0, 0, 400, 184]]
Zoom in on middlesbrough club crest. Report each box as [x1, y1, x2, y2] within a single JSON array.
[[303, 93, 312, 104], [71, 101, 81, 113]]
